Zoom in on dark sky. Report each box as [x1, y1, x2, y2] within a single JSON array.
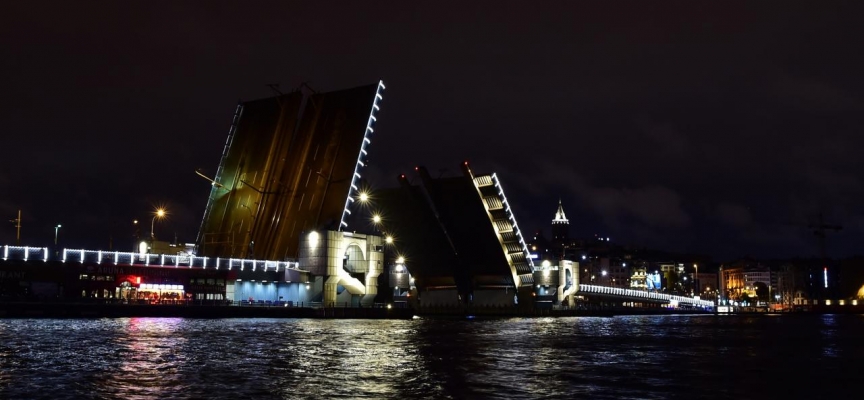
[[2, 2, 863, 261]]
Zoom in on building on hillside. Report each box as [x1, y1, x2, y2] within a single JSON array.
[[551, 199, 569, 248], [720, 260, 774, 305], [692, 272, 719, 302]]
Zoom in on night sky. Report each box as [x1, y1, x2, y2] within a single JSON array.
[[2, 2, 863, 261]]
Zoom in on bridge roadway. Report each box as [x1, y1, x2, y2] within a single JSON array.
[[3, 245, 714, 308], [577, 284, 714, 308]]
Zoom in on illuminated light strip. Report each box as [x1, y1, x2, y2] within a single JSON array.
[[339, 80, 384, 231], [824, 267, 828, 288], [491, 173, 534, 269], [3, 244, 314, 273]]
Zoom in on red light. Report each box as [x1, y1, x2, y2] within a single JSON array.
[[400, 174, 405, 179], [414, 166, 419, 171], [464, 161, 469, 165]]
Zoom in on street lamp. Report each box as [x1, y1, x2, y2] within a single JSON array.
[[54, 224, 62, 246], [151, 208, 166, 239], [694, 263, 699, 295]]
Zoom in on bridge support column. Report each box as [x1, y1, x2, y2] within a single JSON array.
[[361, 236, 383, 306], [324, 276, 339, 307]]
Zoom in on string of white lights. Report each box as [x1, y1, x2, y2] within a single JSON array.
[[491, 173, 534, 269], [339, 80, 385, 231]]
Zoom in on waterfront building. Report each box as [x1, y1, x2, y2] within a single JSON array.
[[693, 272, 719, 299], [630, 263, 648, 290], [720, 260, 774, 305]]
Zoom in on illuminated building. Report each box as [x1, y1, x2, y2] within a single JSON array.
[[551, 199, 569, 246], [720, 260, 774, 305]]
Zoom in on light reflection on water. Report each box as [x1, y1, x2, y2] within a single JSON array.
[[0, 315, 861, 399]]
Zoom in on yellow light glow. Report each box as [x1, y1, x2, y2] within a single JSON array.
[[372, 215, 381, 223], [396, 256, 405, 264], [308, 231, 320, 248], [385, 236, 393, 244], [358, 192, 369, 202], [155, 208, 166, 218]]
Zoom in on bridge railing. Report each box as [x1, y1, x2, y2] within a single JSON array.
[[2, 246, 49, 262], [577, 284, 714, 307], [1, 244, 303, 272]]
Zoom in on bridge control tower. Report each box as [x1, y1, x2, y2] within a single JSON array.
[[297, 230, 384, 307]]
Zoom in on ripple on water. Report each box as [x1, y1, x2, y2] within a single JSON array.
[[0, 315, 862, 399]]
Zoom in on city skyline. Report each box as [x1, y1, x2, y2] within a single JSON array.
[[2, 2, 863, 260]]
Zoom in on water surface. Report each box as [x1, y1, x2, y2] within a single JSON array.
[[0, 314, 860, 399]]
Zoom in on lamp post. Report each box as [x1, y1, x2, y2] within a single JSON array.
[[54, 224, 62, 246], [693, 263, 699, 296], [151, 209, 166, 239]]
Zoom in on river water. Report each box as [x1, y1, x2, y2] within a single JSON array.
[[0, 314, 860, 399]]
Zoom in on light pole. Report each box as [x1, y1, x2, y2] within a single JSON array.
[[151, 208, 166, 239], [693, 263, 699, 296], [54, 224, 62, 246]]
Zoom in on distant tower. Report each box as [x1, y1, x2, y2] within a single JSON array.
[[552, 199, 569, 243]]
